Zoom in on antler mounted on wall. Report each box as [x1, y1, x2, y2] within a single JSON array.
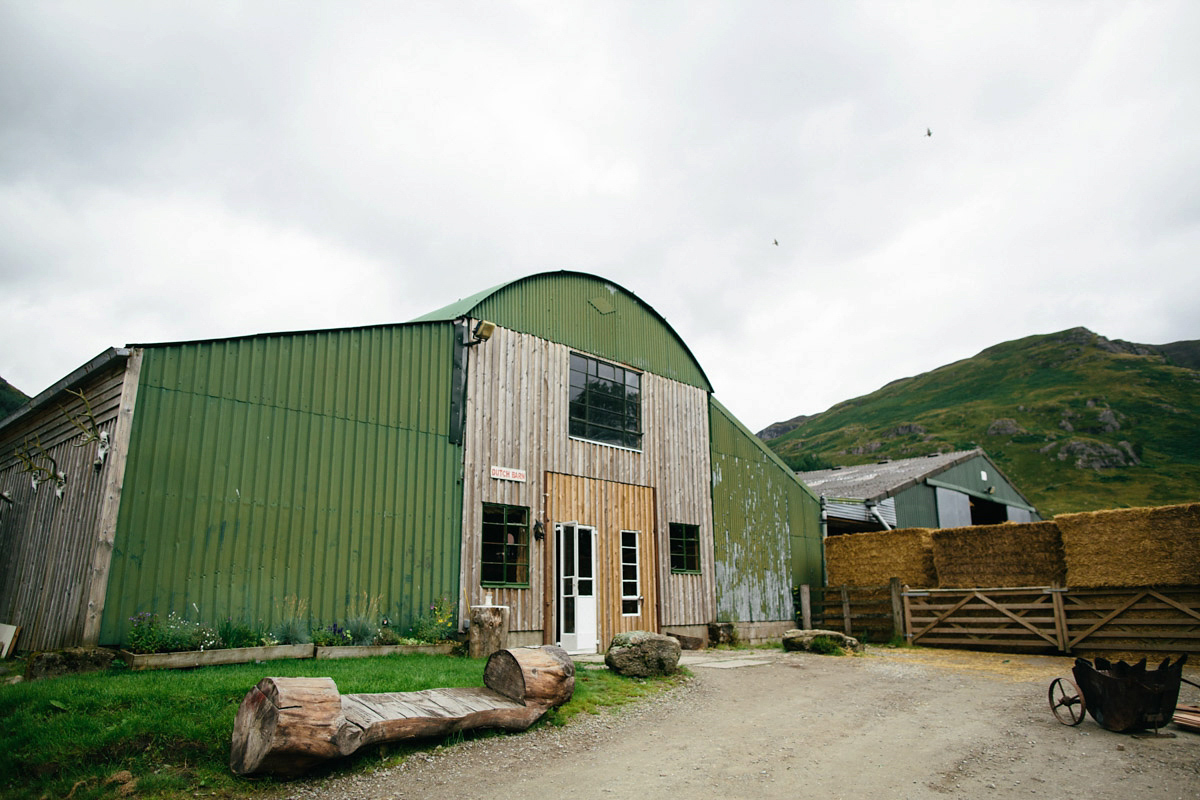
[[62, 388, 110, 470], [14, 437, 68, 498]]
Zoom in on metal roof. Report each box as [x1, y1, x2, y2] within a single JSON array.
[[410, 270, 713, 392], [797, 449, 985, 502]]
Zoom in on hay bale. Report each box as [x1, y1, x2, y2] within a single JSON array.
[[824, 528, 936, 588], [1057, 503, 1200, 588], [931, 522, 1065, 589]]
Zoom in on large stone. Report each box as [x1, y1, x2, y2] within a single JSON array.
[[604, 631, 681, 677], [782, 629, 863, 655]]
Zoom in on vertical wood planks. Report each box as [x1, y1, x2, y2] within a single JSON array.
[[460, 325, 713, 645]]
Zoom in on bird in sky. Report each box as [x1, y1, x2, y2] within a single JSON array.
[[773, 239, 779, 246], [926, 128, 932, 137]]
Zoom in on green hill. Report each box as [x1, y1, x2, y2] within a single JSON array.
[[760, 327, 1200, 516], [0, 376, 28, 419]]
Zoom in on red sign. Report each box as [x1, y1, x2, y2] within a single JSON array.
[[490, 466, 527, 482]]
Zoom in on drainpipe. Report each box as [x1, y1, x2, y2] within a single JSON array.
[[866, 501, 892, 530], [819, 496, 829, 586]]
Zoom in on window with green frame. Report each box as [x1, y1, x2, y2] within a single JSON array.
[[481, 503, 529, 586], [669, 522, 701, 573], [568, 352, 642, 450]]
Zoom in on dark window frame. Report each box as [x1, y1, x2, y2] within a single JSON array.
[[669, 522, 701, 574], [568, 352, 642, 451], [481, 503, 530, 588]]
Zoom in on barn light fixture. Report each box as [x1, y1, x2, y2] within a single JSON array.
[[465, 319, 495, 346]]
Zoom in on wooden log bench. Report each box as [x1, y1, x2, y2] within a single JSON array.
[[230, 645, 574, 776]]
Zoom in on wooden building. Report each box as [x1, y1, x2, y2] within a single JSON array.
[[0, 271, 820, 653]]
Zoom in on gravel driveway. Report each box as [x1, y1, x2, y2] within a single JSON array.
[[271, 647, 1200, 800]]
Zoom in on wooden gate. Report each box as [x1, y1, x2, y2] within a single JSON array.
[[903, 585, 1200, 656], [797, 581, 904, 643]]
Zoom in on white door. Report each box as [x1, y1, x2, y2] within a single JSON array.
[[556, 523, 598, 654]]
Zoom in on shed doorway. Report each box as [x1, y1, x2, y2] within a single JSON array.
[[544, 473, 659, 652], [555, 523, 598, 653]]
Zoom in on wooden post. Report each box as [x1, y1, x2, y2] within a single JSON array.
[[469, 605, 510, 659], [800, 585, 812, 629], [1049, 581, 1069, 653], [840, 585, 852, 636], [230, 645, 574, 777], [902, 585, 915, 643], [890, 578, 904, 641]]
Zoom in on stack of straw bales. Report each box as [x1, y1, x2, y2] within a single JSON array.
[[931, 522, 1066, 589], [825, 528, 936, 588], [1057, 502, 1200, 588]]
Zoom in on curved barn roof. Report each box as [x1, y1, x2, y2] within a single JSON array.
[[412, 270, 713, 392]]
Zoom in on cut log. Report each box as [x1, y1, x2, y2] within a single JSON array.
[[229, 677, 345, 778], [230, 646, 574, 777], [483, 645, 574, 707]]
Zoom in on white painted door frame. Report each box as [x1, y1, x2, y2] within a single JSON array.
[[555, 522, 598, 654]]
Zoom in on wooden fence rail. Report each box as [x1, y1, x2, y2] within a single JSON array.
[[797, 580, 904, 643], [902, 584, 1200, 656]]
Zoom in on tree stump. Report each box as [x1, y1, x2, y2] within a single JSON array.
[[468, 605, 510, 659], [230, 645, 574, 777]]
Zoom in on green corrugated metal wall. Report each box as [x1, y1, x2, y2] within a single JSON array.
[[929, 455, 1036, 510], [465, 273, 713, 391], [895, 482, 939, 528], [100, 324, 463, 645], [709, 398, 822, 623]]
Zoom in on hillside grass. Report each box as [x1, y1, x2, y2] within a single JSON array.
[[768, 328, 1200, 515]]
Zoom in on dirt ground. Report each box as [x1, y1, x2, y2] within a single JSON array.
[[273, 647, 1200, 800]]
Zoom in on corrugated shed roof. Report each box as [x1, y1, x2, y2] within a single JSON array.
[[412, 270, 713, 392], [797, 449, 983, 502]]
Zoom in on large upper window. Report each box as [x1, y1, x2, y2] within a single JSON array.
[[481, 503, 529, 587], [569, 352, 641, 450], [669, 522, 701, 574]]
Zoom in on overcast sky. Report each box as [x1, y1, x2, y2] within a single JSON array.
[[2, 2, 1197, 432]]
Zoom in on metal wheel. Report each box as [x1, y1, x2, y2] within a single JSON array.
[[1049, 677, 1086, 726]]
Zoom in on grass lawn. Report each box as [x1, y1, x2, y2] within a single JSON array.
[[0, 653, 686, 799]]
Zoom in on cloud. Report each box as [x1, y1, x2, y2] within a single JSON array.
[[1, 2, 1198, 433]]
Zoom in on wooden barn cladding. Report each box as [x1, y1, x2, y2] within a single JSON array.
[[459, 325, 714, 644], [0, 349, 141, 650]]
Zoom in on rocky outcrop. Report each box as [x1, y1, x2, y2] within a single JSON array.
[[1056, 439, 1140, 469], [886, 424, 927, 437], [756, 415, 811, 441], [987, 418, 1026, 436], [605, 631, 681, 677]]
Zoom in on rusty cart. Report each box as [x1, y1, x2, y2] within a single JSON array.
[[1049, 654, 1196, 733]]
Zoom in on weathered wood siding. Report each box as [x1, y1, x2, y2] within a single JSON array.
[[0, 352, 139, 649], [460, 325, 714, 644], [545, 474, 658, 646]]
